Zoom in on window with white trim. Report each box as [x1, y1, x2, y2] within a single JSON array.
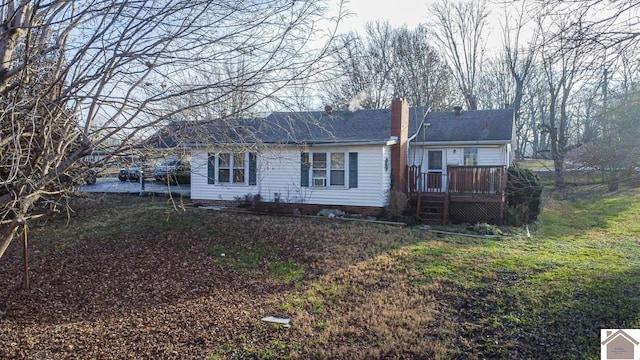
[[464, 148, 478, 166], [301, 151, 357, 188], [330, 153, 345, 186], [207, 152, 257, 185], [233, 152, 245, 183], [312, 152, 327, 186]]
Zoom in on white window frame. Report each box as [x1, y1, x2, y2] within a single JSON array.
[[464, 147, 478, 166], [214, 152, 248, 185], [309, 151, 347, 188]]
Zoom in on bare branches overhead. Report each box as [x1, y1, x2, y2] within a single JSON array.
[[429, 0, 490, 110], [323, 21, 452, 110], [0, 0, 344, 261]]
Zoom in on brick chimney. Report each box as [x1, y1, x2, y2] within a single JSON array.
[[391, 98, 409, 193]]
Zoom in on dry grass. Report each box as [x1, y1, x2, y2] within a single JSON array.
[[1, 188, 639, 359]]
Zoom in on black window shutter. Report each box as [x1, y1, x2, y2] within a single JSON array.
[[349, 152, 358, 188], [301, 152, 309, 187], [207, 153, 215, 184], [248, 152, 257, 185]]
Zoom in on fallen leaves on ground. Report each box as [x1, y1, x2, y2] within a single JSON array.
[[0, 194, 431, 359]]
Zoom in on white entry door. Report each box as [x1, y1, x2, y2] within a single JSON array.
[[427, 150, 444, 192]]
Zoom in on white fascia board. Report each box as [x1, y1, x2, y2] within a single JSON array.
[[187, 139, 398, 149], [297, 140, 396, 147], [411, 140, 510, 146]]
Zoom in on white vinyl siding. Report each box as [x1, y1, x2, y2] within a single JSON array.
[[192, 150, 258, 201], [381, 146, 392, 205], [409, 145, 509, 170], [191, 145, 391, 207], [477, 147, 507, 165]]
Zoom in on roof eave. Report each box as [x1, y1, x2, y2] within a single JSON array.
[[301, 139, 396, 147], [411, 140, 511, 146], [186, 138, 398, 149]]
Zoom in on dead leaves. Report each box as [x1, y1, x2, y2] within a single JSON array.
[[0, 195, 424, 359]]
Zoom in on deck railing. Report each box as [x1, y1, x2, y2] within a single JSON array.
[[408, 165, 507, 195]]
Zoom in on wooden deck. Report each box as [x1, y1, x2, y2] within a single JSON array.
[[408, 165, 507, 225]]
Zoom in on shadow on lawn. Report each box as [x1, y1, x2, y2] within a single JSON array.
[[436, 266, 640, 359]]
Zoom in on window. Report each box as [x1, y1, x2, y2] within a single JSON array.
[[301, 151, 357, 188], [218, 153, 230, 183], [233, 152, 245, 183], [330, 153, 345, 186], [312, 153, 327, 186], [464, 148, 478, 165], [207, 152, 257, 185], [428, 151, 443, 171]]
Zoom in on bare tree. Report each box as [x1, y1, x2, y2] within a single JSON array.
[[0, 0, 344, 265], [567, 43, 640, 186], [478, 56, 514, 109], [390, 25, 453, 110], [323, 21, 453, 110], [523, 68, 551, 159], [429, 0, 490, 110], [323, 22, 395, 110], [536, 0, 640, 50], [571, 88, 640, 182], [537, 12, 590, 186], [528, 0, 640, 186], [499, 0, 539, 160]]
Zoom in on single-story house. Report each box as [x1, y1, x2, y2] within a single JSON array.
[[187, 99, 514, 223]]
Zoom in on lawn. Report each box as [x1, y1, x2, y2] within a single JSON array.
[[0, 188, 639, 359]]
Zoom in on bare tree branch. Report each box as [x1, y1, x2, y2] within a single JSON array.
[[0, 0, 344, 262]]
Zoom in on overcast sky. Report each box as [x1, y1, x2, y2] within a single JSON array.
[[338, 0, 429, 31], [332, 0, 522, 53]]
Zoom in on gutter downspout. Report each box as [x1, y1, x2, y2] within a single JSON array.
[[407, 106, 431, 168]]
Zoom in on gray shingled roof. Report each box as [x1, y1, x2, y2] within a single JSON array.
[[413, 109, 514, 144], [147, 107, 512, 147], [258, 106, 429, 144]]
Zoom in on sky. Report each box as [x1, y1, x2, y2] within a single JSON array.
[[330, 0, 522, 53], [338, 0, 429, 31]]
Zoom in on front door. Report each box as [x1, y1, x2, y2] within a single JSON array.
[[427, 150, 444, 192]]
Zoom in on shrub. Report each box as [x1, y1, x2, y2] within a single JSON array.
[[473, 222, 502, 236], [385, 190, 408, 218], [507, 166, 543, 225], [235, 193, 261, 209]]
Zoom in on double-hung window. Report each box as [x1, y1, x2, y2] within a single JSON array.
[[208, 152, 256, 185], [233, 153, 245, 183], [464, 148, 478, 166], [312, 153, 327, 186], [330, 153, 345, 186], [301, 151, 357, 188], [218, 153, 231, 183]]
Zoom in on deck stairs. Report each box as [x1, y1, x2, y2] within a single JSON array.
[[416, 193, 448, 225]]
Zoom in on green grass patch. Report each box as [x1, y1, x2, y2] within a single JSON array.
[[514, 159, 554, 171], [269, 260, 305, 282], [278, 188, 640, 358], [9, 190, 640, 359]]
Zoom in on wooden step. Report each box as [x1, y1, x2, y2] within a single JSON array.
[[416, 193, 449, 225]]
